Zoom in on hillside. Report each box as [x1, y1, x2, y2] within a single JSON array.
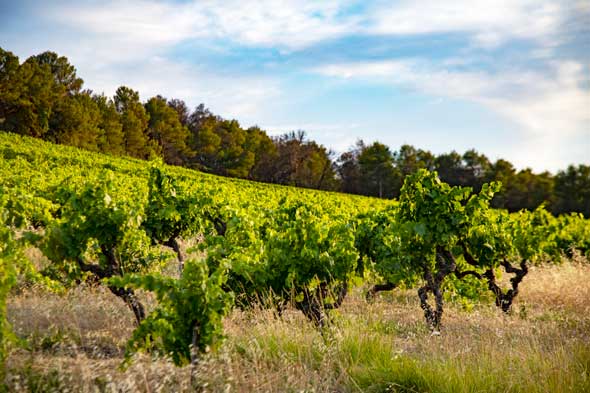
[[0, 132, 387, 214]]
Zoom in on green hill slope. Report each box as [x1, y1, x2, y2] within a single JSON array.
[[0, 131, 389, 218]]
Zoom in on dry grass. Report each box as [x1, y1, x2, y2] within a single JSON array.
[[4, 261, 590, 392], [520, 260, 590, 315]]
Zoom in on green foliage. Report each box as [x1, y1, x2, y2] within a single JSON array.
[[0, 208, 18, 382], [510, 207, 556, 262], [0, 186, 57, 229], [205, 200, 358, 324], [258, 131, 338, 190], [0, 190, 63, 297], [196, 204, 267, 305], [41, 171, 158, 282], [143, 166, 210, 246], [244, 126, 278, 181], [355, 205, 418, 286], [443, 273, 491, 308], [262, 201, 358, 296], [109, 258, 233, 366], [463, 204, 558, 272], [28, 51, 83, 95], [38, 171, 167, 324], [393, 169, 498, 274], [552, 213, 590, 258], [191, 117, 256, 178]]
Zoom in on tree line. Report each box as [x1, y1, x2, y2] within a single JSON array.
[[0, 48, 588, 216], [337, 141, 589, 216]]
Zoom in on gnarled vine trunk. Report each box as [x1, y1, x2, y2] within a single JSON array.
[[164, 236, 184, 274], [366, 282, 397, 301], [484, 259, 528, 313], [108, 286, 145, 325], [78, 246, 146, 325], [295, 282, 348, 327], [460, 243, 529, 313], [418, 246, 456, 332]]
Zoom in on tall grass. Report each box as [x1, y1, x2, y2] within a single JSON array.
[[5, 262, 590, 392]]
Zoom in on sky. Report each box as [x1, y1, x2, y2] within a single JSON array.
[[1, 0, 589, 173]]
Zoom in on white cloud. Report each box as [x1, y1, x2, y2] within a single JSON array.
[[483, 62, 590, 138], [366, 0, 565, 49], [313, 60, 494, 98], [44, 0, 359, 56], [53, 2, 204, 46], [195, 0, 358, 49], [311, 59, 590, 171], [312, 60, 589, 131], [42, 0, 575, 56]]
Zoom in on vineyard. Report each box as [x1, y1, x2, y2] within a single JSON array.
[[1, 131, 589, 392]]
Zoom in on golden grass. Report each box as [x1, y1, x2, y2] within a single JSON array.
[[5, 261, 590, 392], [520, 261, 590, 315]]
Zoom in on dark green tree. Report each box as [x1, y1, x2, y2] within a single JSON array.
[[358, 142, 396, 198], [485, 160, 555, 212], [461, 149, 491, 191], [394, 144, 435, 176], [0, 49, 62, 137], [299, 142, 338, 190], [508, 169, 554, 212], [337, 140, 364, 195], [553, 165, 590, 217], [167, 98, 190, 127], [27, 52, 88, 146], [211, 119, 255, 178], [114, 86, 158, 159], [269, 131, 338, 190], [29, 51, 83, 95], [48, 91, 102, 150], [94, 94, 126, 155], [435, 151, 464, 186], [486, 159, 517, 209], [189, 116, 255, 178], [145, 96, 191, 165], [244, 126, 278, 181], [185, 104, 220, 170], [0, 49, 23, 132]]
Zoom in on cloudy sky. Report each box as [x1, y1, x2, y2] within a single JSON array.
[[1, 0, 589, 172]]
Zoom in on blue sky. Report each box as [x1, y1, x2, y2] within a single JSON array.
[[1, 0, 588, 172]]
